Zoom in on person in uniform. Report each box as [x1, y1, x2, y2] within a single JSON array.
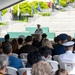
[[35, 24, 43, 35], [58, 41, 75, 63]]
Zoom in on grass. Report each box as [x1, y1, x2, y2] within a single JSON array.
[[0, 22, 6, 26]]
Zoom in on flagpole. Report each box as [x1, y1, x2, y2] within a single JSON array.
[[17, 4, 20, 20]]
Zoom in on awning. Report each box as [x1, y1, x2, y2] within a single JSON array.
[[0, 0, 24, 11]]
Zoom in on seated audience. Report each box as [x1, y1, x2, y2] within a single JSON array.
[[0, 41, 2, 54], [2, 34, 10, 46], [42, 38, 53, 49], [58, 41, 75, 63], [2, 42, 23, 69], [40, 46, 52, 60], [11, 38, 19, 54], [26, 50, 41, 68], [0, 54, 9, 75], [37, 33, 47, 48], [25, 50, 53, 75], [53, 34, 68, 56], [18, 38, 24, 49], [18, 36, 37, 54], [55, 69, 69, 75], [31, 60, 53, 75]]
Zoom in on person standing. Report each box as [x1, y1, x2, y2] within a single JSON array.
[[35, 24, 43, 35]]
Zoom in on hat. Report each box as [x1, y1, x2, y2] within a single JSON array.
[[63, 41, 74, 46], [57, 34, 68, 40], [37, 24, 40, 26]]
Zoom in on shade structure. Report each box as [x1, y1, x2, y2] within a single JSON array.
[[0, 0, 24, 11]]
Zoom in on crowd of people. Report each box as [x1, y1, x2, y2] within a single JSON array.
[[0, 24, 75, 75]]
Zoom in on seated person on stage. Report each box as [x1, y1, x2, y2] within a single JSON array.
[[2, 42, 23, 69], [58, 41, 75, 63], [35, 24, 43, 35]]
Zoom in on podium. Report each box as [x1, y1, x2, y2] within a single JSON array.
[[31, 34, 41, 41]]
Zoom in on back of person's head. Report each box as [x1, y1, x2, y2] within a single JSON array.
[[55, 69, 69, 75], [42, 38, 53, 49], [25, 36, 33, 43], [42, 33, 47, 39], [27, 50, 41, 66], [40, 46, 52, 58], [2, 42, 12, 55], [0, 54, 8, 70], [4, 34, 10, 41], [18, 38, 23, 45], [31, 60, 52, 75]]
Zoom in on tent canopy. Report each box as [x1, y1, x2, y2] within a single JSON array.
[[0, 0, 24, 11]]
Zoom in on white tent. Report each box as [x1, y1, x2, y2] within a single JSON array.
[[0, 0, 24, 11]]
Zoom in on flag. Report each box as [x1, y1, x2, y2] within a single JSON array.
[[37, 2, 41, 12], [32, 6, 34, 14], [17, 4, 20, 16]]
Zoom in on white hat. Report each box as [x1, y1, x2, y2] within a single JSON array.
[[63, 41, 74, 46]]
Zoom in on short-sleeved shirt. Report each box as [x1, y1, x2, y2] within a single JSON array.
[[8, 55, 23, 69]]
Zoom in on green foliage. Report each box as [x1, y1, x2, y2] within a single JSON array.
[[70, 0, 74, 2], [1, 9, 8, 16], [59, 0, 67, 7], [0, 22, 6, 26], [13, 1, 49, 16], [39, 12, 50, 16]]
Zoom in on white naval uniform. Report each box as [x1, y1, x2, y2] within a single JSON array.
[[35, 28, 43, 35], [58, 51, 75, 63]]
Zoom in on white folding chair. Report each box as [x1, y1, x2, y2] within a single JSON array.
[[21, 59, 27, 67], [47, 60, 59, 73], [20, 53, 28, 59], [53, 55, 59, 62], [6, 66, 18, 75], [12, 53, 18, 58], [18, 68, 31, 75], [59, 62, 75, 74]]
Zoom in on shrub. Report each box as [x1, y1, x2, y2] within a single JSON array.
[[0, 22, 6, 26], [1, 9, 8, 16], [39, 12, 50, 16], [59, 0, 67, 7]]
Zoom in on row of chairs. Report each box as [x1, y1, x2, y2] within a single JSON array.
[[12, 53, 75, 75], [7, 67, 31, 75]]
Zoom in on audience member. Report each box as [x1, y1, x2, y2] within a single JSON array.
[[37, 33, 47, 48], [18, 38, 24, 49], [53, 34, 68, 56], [35, 24, 43, 35], [0, 41, 2, 54], [11, 38, 19, 54], [42, 38, 53, 49], [0, 54, 9, 75], [2, 42, 23, 69], [26, 50, 41, 68], [55, 69, 69, 75], [58, 41, 75, 63], [40, 46, 52, 60], [2, 34, 10, 46], [18, 36, 36, 54], [31, 60, 53, 75]]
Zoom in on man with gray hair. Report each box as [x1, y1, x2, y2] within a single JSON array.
[[0, 54, 8, 75], [2, 42, 23, 69]]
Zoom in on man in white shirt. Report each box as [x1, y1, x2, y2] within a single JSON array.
[[35, 24, 43, 35], [58, 41, 75, 63]]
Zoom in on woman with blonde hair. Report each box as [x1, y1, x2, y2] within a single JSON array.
[[42, 39, 53, 49]]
